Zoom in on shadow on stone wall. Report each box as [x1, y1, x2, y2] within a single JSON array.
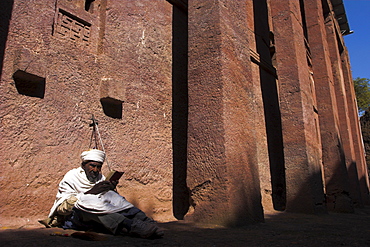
[[286, 171, 327, 214], [171, 3, 189, 220], [230, 164, 265, 226], [359, 173, 370, 205], [0, 0, 13, 79], [253, 0, 286, 211]]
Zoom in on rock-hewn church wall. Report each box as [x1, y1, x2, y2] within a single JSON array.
[[0, 0, 368, 227], [0, 0, 175, 224]]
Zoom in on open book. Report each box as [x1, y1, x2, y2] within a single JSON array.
[[105, 170, 124, 182]]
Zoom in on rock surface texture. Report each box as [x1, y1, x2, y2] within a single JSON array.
[[0, 0, 369, 228]]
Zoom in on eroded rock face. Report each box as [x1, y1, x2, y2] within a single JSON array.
[[0, 0, 175, 223], [1, 0, 368, 228]]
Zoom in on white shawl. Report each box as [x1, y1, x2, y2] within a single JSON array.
[[49, 167, 133, 217]]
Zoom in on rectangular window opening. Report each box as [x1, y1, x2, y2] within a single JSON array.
[[13, 70, 46, 98], [100, 97, 123, 119]]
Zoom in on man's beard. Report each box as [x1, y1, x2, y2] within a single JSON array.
[[86, 171, 100, 183]]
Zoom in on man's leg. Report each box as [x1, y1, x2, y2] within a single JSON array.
[[75, 208, 160, 238], [75, 209, 127, 235], [118, 207, 163, 238], [132, 210, 155, 222], [125, 208, 164, 237]]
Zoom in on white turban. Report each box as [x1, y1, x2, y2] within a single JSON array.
[[81, 149, 106, 163]]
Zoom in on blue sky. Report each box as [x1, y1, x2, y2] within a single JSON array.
[[343, 0, 370, 79]]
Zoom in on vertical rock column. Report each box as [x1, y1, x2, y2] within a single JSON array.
[[341, 49, 370, 205], [305, 0, 354, 212], [187, 0, 264, 226], [270, 0, 326, 213], [324, 13, 362, 207]]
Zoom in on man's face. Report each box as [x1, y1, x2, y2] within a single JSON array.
[[82, 161, 103, 182]]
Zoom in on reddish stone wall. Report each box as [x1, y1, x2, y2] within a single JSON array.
[[0, 0, 368, 228], [187, 0, 263, 225], [305, 0, 354, 212], [343, 49, 370, 205], [269, 0, 327, 213], [0, 0, 175, 224]]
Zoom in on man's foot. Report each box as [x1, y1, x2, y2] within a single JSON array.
[[130, 219, 158, 238], [154, 228, 164, 238], [143, 217, 164, 237], [38, 218, 52, 228]]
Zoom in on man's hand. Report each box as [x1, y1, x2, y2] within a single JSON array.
[[85, 181, 116, 195], [110, 180, 118, 188]]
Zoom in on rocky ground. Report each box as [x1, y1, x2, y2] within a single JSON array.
[[1, 207, 369, 247]]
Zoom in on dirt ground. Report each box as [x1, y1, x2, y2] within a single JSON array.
[[1, 207, 369, 247]]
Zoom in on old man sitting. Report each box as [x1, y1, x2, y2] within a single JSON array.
[[43, 149, 163, 238]]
